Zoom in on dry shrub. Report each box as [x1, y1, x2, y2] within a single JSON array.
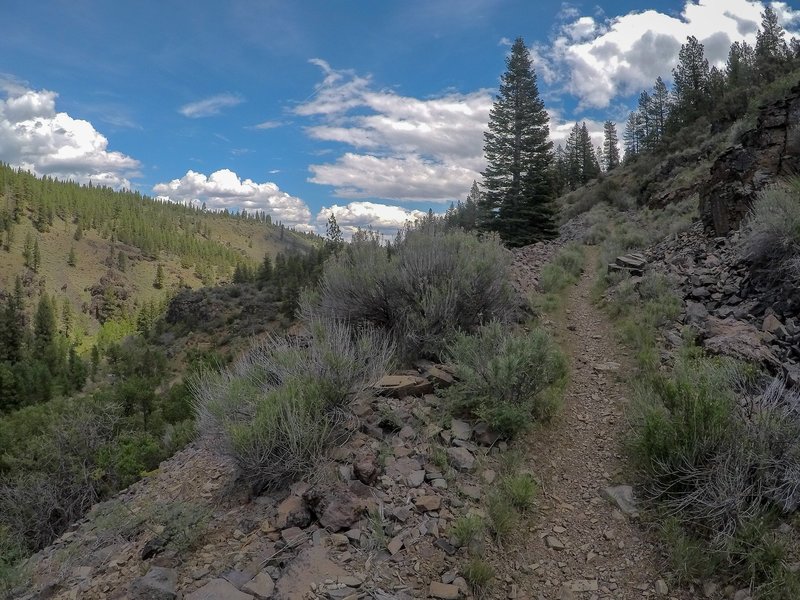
[[311, 226, 515, 360], [740, 179, 800, 279], [192, 318, 394, 492]]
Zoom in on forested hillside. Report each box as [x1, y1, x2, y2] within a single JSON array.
[[0, 164, 317, 342], [0, 166, 333, 569]]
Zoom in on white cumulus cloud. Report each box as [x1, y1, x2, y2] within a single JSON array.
[[297, 59, 491, 203], [179, 93, 244, 118], [309, 153, 480, 202], [0, 82, 141, 188], [318, 201, 430, 238], [536, 0, 800, 109], [153, 168, 312, 228], [549, 111, 607, 150]]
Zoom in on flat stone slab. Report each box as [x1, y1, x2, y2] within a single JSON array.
[[186, 579, 254, 600], [616, 253, 646, 268], [570, 579, 599, 592], [373, 375, 434, 398], [242, 573, 274, 599], [429, 582, 460, 599], [602, 485, 639, 517]]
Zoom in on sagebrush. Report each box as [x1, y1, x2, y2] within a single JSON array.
[[192, 318, 394, 492], [740, 179, 800, 280], [630, 349, 800, 594], [309, 226, 515, 360], [443, 322, 567, 438]]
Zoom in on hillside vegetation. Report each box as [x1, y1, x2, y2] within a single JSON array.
[[4, 7, 800, 599], [0, 165, 329, 576]]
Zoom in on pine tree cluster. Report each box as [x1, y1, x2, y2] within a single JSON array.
[[624, 6, 800, 159]]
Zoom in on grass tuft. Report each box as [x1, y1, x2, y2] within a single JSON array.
[[501, 474, 538, 511], [463, 557, 495, 596], [450, 515, 485, 549], [486, 491, 517, 541]]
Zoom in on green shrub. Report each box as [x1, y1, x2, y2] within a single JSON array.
[[310, 226, 515, 360], [443, 322, 567, 438], [486, 491, 516, 540], [501, 474, 538, 511], [97, 431, 162, 489], [463, 558, 494, 595], [740, 180, 800, 278]]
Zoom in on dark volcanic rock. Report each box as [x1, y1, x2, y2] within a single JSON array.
[[699, 81, 800, 235]]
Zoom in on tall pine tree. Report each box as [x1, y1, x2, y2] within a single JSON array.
[[671, 36, 710, 128], [481, 37, 556, 246], [602, 121, 620, 171], [755, 5, 789, 84]]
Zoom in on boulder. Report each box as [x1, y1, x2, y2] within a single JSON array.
[[304, 485, 365, 531], [685, 301, 709, 327], [353, 453, 379, 485], [415, 495, 442, 512], [445, 447, 475, 472], [130, 566, 178, 600], [762, 314, 785, 336], [242, 572, 275, 600], [473, 423, 501, 446], [424, 366, 455, 388], [450, 419, 472, 441], [275, 495, 312, 529], [429, 582, 461, 599], [602, 485, 639, 517], [609, 253, 647, 276], [703, 317, 780, 368]]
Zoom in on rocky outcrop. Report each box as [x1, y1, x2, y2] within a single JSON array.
[[646, 221, 800, 383], [699, 80, 800, 235], [15, 356, 512, 600], [608, 253, 647, 276]]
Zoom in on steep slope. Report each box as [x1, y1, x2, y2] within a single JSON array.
[[0, 165, 319, 343]]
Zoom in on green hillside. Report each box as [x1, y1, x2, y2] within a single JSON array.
[[0, 164, 319, 345]]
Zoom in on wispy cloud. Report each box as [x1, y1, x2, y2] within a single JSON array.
[[296, 59, 491, 203], [178, 92, 243, 118], [249, 119, 284, 130]]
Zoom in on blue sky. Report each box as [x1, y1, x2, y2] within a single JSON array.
[[1, 1, 798, 235]]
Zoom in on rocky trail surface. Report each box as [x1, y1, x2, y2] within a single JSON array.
[[502, 246, 687, 600], [16, 244, 689, 600]]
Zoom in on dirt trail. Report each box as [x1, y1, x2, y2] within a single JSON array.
[[506, 246, 687, 600]]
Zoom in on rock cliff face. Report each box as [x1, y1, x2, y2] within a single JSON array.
[[644, 222, 800, 385], [699, 80, 800, 235]]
